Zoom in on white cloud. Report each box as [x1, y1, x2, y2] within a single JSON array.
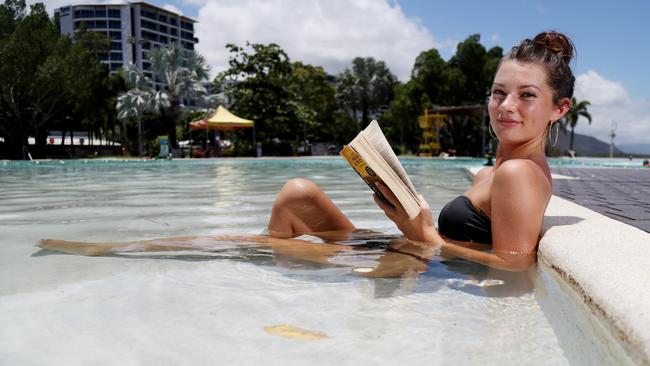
[[193, 0, 445, 81], [162, 3, 182, 15], [575, 70, 629, 105], [574, 70, 650, 145], [35, 0, 452, 80]]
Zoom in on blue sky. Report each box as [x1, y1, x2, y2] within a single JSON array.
[[398, 0, 650, 99], [38, 0, 650, 146], [148, 0, 650, 99]]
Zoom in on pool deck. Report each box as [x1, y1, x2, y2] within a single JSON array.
[[470, 166, 650, 365], [551, 167, 650, 234]]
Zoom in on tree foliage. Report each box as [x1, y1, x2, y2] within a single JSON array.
[[288, 62, 356, 144], [562, 97, 592, 151], [336, 57, 398, 130], [116, 42, 213, 151], [0, 0, 114, 158], [381, 34, 503, 155], [216, 43, 356, 155]]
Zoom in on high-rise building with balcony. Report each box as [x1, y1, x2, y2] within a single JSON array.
[[54, 1, 198, 79]]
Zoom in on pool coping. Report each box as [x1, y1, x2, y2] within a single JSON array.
[[467, 167, 650, 365]]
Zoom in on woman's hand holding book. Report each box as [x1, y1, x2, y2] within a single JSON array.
[[374, 182, 438, 244]]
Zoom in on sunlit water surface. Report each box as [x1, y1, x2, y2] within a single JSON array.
[[0, 158, 631, 365]]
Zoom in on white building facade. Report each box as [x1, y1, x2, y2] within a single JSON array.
[[54, 1, 197, 79]]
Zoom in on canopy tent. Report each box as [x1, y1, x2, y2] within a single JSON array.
[[189, 106, 254, 131], [189, 106, 256, 157]]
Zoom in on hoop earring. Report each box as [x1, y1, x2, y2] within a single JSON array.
[[548, 121, 559, 147], [488, 123, 498, 140]]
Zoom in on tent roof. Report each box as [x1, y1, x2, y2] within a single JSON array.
[[190, 106, 254, 130]]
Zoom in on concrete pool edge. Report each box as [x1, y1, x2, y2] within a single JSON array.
[[540, 196, 650, 365], [467, 167, 650, 365]]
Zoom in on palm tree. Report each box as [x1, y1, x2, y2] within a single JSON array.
[[116, 92, 159, 157], [116, 43, 212, 153], [563, 97, 592, 152], [116, 64, 168, 156]]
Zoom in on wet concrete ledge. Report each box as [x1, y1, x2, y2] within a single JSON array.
[[467, 167, 650, 365]]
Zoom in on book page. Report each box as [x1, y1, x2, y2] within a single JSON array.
[[342, 141, 420, 219], [363, 121, 417, 196]]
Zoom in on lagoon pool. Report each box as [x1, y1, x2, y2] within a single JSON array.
[[547, 156, 649, 169], [0, 158, 632, 365]]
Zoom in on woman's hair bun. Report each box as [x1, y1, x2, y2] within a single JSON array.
[[533, 31, 574, 64], [503, 30, 576, 102]]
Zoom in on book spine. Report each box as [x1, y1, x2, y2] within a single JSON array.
[[339, 145, 393, 207]]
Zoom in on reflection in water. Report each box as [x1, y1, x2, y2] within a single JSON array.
[[37, 230, 535, 299]]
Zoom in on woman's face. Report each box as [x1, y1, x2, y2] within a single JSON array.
[[488, 60, 568, 146]]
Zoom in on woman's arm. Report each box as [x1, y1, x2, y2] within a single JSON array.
[[489, 159, 551, 255]]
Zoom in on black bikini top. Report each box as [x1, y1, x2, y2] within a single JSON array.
[[438, 196, 492, 244]]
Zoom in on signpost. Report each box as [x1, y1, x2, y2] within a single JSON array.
[[159, 136, 169, 158]]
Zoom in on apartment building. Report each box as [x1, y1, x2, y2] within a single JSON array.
[[54, 1, 198, 79]]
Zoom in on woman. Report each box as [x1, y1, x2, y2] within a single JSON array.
[[41, 31, 573, 274], [267, 31, 573, 270]]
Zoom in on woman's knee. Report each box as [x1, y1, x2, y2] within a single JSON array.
[[275, 178, 322, 206]]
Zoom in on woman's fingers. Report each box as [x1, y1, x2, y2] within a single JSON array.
[[373, 193, 396, 219], [376, 182, 406, 213]]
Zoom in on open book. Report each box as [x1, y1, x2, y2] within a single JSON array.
[[340, 120, 421, 220]]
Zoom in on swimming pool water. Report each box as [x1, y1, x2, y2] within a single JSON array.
[[0, 158, 632, 365]]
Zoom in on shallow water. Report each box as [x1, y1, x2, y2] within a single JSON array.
[[0, 158, 630, 365]]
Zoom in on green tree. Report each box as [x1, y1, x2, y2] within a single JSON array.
[[381, 34, 502, 155], [116, 67, 154, 156], [216, 43, 297, 154], [336, 57, 398, 130], [46, 35, 112, 147], [445, 34, 497, 104], [380, 81, 422, 153], [563, 97, 592, 151], [0, 0, 115, 158], [0, 1, 57, 157], [287, 62, 356, 145], [410, 48, 447, 105], [0, 0, 24, 40], [216, 43, 358, 155], [94, 72, 127, 147], [117, 42, 212, 151]]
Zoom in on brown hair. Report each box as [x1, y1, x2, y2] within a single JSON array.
[[502, 31, 575, 105]]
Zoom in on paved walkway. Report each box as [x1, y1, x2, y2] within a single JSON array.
[[551, 167, 650, 233]]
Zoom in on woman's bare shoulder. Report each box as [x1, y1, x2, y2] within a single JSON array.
[[493, 159, 551, 194]]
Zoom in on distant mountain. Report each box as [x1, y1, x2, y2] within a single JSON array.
[[618, 143, 650, 155], [555, 130, 624, 156]]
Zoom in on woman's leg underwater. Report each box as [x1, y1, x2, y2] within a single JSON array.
[[39, 179, 354, 256], [268, 178, 355, 239]]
